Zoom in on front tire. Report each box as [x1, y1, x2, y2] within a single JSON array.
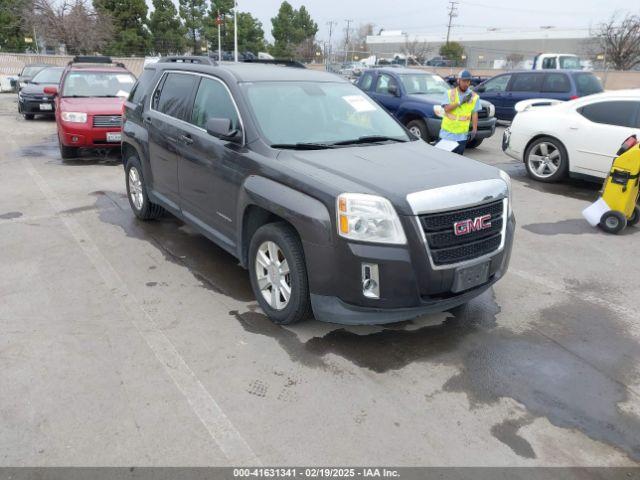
[[248, 222, 311, 325], [24, 113, 34, 120], [59, 139, 78, 159], [599, 211, 627, 234], [406, 119, 429, 141], [124, 154, 164, 220], [524, 136, 568, 183]]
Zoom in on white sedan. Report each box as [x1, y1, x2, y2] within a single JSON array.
[[502, 89, 640, 182]]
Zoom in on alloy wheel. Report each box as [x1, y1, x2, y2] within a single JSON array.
[[255, 241, 291, 310], [128, 167, 144, 211], [409, 126, 422, 138], [527, 142, 561, 178]]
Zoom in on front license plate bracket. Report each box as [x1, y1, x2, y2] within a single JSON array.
[[452, 261, 490, 293]]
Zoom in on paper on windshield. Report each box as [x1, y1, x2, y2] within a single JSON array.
[[342, 95, 377, 113], [116, 75, 134, 83], [116, 90, 129, 98]]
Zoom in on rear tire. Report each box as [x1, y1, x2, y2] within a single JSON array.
[[248, 222, 311, 325], [599, 211, 627, 234], [124, 154, 164, 220], [466, 138, 483, 148], [524, 136, 568, 183], [406, 119, 429, 141], [24, 113, 34, 120], [627, 206, 640, 227]]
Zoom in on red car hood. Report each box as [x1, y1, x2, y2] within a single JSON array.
[[59, 96, 125, 115]]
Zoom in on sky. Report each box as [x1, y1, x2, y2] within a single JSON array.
[[233, 0, 636, 42]]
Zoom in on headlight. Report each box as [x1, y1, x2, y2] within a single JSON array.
[[61, 111, 87, 123], [337, 193, 406, 244], [488, 103, 495, 118], [499, 170, 513, 216]]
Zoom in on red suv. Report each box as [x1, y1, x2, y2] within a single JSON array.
[[45, 56, 136, 159]]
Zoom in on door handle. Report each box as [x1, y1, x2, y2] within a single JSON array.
[[569, 126, 579, 130], [180, 134, 194, 145]]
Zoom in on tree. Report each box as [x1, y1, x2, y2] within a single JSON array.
[[440, 41, 464, 66], [506, 52, 524, 69], [595, 14, 640, 70], [178, 0, 206, 53], [271, 2, 318, 59], [29, 0, 112, 54], [204, 5, 265, 55], [402, 39, 431, 64], [0, 0, 30, 51], [93, 0, 149, 55], [149, 0, 186, 55]]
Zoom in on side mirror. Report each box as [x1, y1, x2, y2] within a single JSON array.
[[388, 83, 399, 96], [205, 117, 241, 143], [44, 85, 58, 96]]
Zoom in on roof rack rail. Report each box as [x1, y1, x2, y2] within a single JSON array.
[[68, 56, 126, 68], [242, 58, 306, 69], [158, 56, 217, 65]]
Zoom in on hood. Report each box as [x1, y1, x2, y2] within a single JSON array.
[[59, 96, 125, 114], [278, 140, 503, 215], [20, 83, 50, 96]]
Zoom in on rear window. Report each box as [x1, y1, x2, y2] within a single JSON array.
[[573, 73, 603, 96], [510, 73, 544, 92], [542, 73, 570, 93], [129, 69, 157, 105], [154, 72, 197, 118]]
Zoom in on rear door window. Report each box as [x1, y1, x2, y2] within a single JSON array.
[[509, 73, 544, 92], [542, 73, 571, 93], [578, 101, 639, 128], [154, 72, 198, 119], [573, 73, 604, 96]]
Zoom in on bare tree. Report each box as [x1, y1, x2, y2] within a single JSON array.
[[506, 53, 524, 69], [27, 0, 112, 54], [595, 14, 640, 70], [402, 38, 431, 64]]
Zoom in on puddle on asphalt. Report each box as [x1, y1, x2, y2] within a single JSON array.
[[94, 191, 254, 302], [232, 292, 640, 461], [18, 138, 121, 166], [0, 211, 23, 220], [522, 218, 597, 236]]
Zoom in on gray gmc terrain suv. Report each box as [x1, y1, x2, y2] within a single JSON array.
[[122, 57, 515, 325]]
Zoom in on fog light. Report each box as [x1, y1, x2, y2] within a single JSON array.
[[71, 136, 78, 143], [362, 263, 380, 299]]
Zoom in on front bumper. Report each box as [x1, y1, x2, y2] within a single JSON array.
[[306, 213, 515, 325], [18, 97, 55, 115], [426, 116, 497, 140], [58, 121, 122, 148]]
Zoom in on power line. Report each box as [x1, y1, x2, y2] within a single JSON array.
[[446, 1, 459, 44]]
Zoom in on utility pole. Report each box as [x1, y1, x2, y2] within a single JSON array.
[[445, 1, 458, 45], [233, 0, 238, 62], [326, 20, 337, 67], [344, 19, 353, 62]]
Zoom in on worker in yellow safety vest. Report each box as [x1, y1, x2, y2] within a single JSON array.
[[439, 69, 480, 155]]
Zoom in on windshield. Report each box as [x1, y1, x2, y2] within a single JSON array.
[[62, 71, 136, 98], [559, 56, 581, 69], [31, 67, 64, 84], [399, 73, 449, 95], [574, 73, 604, 96], [21, 65, 48, 78], [243, 81, 410, 146]]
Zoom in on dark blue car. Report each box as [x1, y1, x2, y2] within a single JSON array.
[[475, 70, 603, 121], [356, 67, 497, 148]]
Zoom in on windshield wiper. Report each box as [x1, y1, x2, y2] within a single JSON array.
[[94, 95, 119, 98], [63, 95, 89, 98], [332, 135, 408, 146], [271, 142, 335, 150]]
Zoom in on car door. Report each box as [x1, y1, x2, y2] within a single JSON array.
[[369, 73, 402, 115], [569, 100, 640, 177], [476, 74, 511, 120], [540, 72, 572, 102], [504, 73, 544, 121], [147, 72, 198, 209], [177, 75, 245, 250]]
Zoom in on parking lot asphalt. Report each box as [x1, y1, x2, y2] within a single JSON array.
[[1, 92, 640, 467]]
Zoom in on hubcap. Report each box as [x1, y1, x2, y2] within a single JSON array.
[[128, 167, 144, 210], [255, 241, 291, 310], [528, 142, 561, 178], [605, 216, 619, 229], [409, 126, 422, 138]]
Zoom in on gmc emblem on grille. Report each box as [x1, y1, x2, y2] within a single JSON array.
[[454, 214, 492, 236]]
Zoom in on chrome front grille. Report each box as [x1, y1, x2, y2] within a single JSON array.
[[92, 115, 122, 128], [419, 199, 505, 267]]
